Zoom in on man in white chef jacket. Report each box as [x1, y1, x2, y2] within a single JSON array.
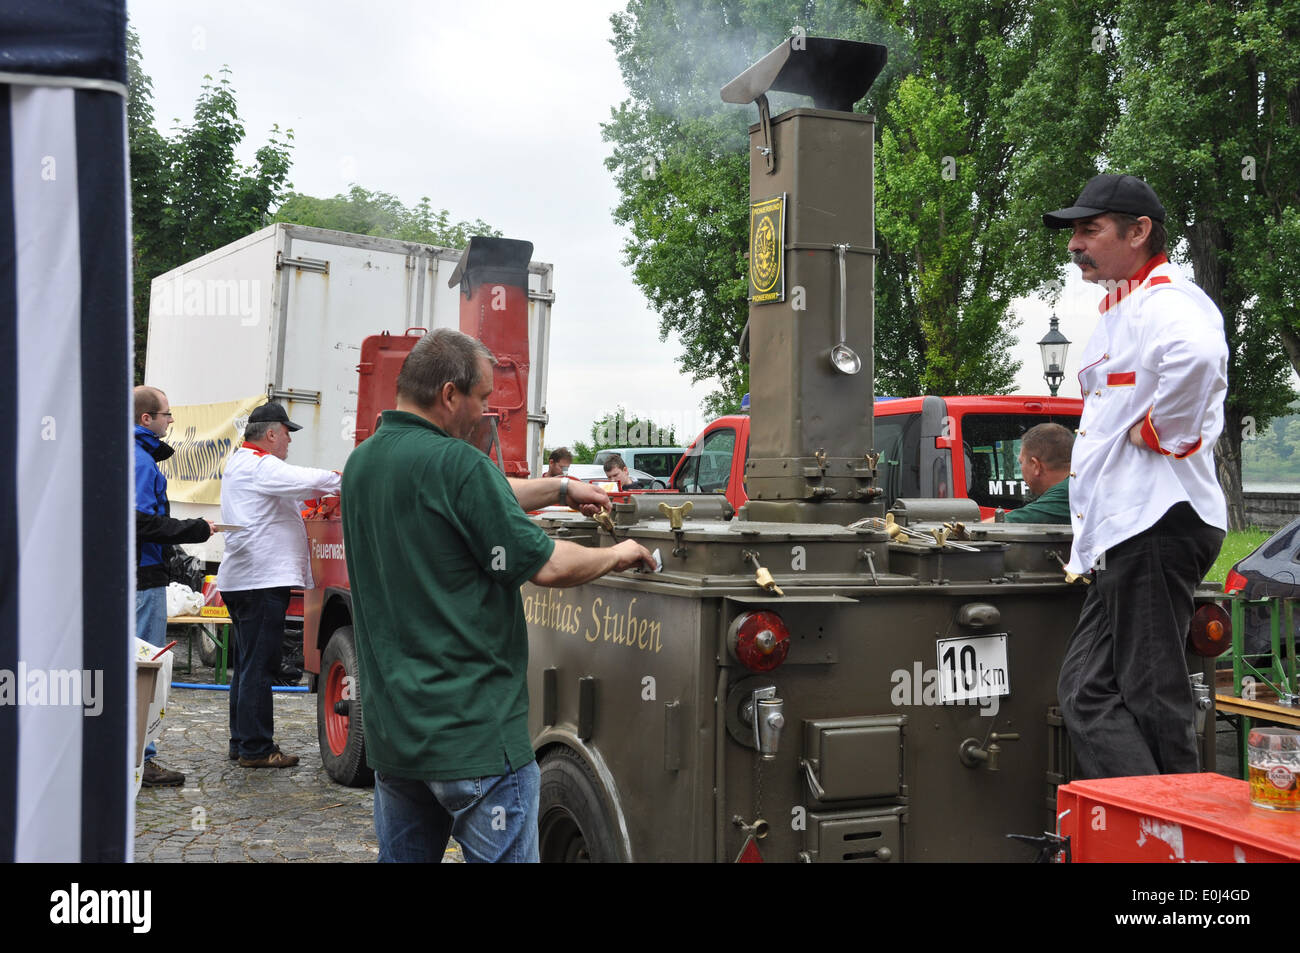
[[1043, 174, 1227, 779], [217, 402, 341, 768]]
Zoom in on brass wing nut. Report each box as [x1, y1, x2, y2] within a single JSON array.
[[657, 500, 694, 530]]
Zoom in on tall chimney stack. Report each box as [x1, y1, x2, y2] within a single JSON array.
[[722, 37, 888, 523]]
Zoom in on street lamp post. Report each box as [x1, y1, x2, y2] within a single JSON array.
[[1038, 315, 1070, 398]]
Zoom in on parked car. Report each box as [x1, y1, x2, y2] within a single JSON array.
[[593, 447, 686, 481], [564, 463, 666, 489]]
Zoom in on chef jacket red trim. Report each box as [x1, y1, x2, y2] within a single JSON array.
[[240, 442, 271, 457], [1099, 253, 1170, 313], [1139, 409, 1202, 458]]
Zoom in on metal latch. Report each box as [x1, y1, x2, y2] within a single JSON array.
[[591, 510, 617, 539], [799, 758, 828, 801], [267, 388, 321, 406], [741, 686, 784, 760], [743, 550, 785, 597], [756, 93, 775, 174], [1190, 672, 1212, 734], [275, 251, 329, 274], [1047, 550, 1091, 585], [1008, 808, 1072, 863]]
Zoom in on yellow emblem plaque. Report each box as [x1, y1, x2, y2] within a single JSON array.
[[748, 194, 785, 303]]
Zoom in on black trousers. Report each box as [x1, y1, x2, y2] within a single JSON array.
[[223, 587, 291, 759], [1058, 502, 1223, 779]]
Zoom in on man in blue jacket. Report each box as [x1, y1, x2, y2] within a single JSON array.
[[134, 386, 212, 786]]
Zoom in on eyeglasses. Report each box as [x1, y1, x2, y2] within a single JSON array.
[[152, 411, 174, 418]]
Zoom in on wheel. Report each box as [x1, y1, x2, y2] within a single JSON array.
[[538, 747, 619, 862], [316, 625, 373, 787], [197, 623, 221, 667]]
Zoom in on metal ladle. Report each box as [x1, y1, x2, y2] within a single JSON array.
[[830, 244, 861, 374]]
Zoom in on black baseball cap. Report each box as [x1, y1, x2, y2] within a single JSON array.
[[1043, 173, 1166, 228], [248, 402, 302, 432]]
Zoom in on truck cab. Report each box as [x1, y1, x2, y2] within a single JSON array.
[[670, 395, 1084, 519]]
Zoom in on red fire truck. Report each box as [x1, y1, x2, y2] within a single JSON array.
[[668, 394, 1084, 518]]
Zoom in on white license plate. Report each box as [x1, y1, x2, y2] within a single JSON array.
[[935, 633, 1010, 703]]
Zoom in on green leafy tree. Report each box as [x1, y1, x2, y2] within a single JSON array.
[[273, 186, 501, 248], [128, 28, 294, 382], [1092, 0, 1300, 528], [602, 0, 1114, 408], [571, 407, 680, 463]]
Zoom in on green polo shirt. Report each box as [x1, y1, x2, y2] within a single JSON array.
[[340, 410, 555, 780], [1002, 476, 1071, 524]]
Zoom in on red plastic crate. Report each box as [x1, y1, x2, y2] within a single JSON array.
[[1057, 773, 1300, 863]]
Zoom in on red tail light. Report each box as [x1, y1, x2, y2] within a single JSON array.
[[728, 611, 791, 672], [1187, 603, 1232, 657], [1224, 569, 1249, 596]]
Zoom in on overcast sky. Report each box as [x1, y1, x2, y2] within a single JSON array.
[[127, 0, 1150, 447]]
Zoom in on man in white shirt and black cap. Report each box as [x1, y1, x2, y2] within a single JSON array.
[[1043, 173, 1228, 779], [217, 402, 341, 768]]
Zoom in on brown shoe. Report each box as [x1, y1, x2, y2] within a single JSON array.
[[238, 747, 299, 769], [142, 761, 186, 787]]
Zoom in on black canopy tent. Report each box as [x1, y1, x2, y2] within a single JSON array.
[[0, 0, 133, 861]]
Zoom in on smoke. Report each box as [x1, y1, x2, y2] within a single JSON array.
[[608, 0, 916, 144]]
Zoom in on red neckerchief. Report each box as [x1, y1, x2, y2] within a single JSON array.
[[240, 441, 271, 457], [1098, 253, 1169, 313]]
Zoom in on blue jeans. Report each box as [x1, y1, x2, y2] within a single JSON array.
[[374, 761, 540, 863], [222, 587, 290, 759], [135, 586, 167, 762]]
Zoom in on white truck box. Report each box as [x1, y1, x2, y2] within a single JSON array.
[[145, 223, 554, 560]]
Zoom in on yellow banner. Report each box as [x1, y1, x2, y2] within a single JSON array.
[[158, 395, 267, 505]]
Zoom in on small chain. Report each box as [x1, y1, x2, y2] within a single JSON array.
[[754, 755, 764, 820]]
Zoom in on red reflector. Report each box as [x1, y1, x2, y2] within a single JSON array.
[[728, 611, 791, 672], [1187, 603, 1232, 657], [1224, 569, 1249, 596]]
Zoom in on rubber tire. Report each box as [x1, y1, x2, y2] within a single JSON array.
[[538, 747, 620, 863], [316, 626, 374, 787], [197, 623, 222, 667]]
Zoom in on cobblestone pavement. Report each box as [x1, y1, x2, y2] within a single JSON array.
[[135, 652, 463, 863]]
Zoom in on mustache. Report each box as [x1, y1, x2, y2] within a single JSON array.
[[1071, 251, 1097, 268]]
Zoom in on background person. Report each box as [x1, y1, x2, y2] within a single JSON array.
[[1001, 423, 1073, 525], [217, 403, 341, 769], [602, 453, 633, 489], [544, 447, 572, 477], [341, 328, 655, 863], [134, 385, 213, 787]]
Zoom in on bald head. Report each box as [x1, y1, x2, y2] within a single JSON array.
[[1019, 422, 1073, 497]]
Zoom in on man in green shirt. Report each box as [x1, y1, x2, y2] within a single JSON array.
[[341, 328, 654, 863], [1002, 423, 1073, 524]]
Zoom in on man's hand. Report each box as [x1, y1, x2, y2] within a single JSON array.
[[206, 519, 218, 534], [610, 538, 657, 572], [1128, 419, 1148, 449], [566, 478, 612, 517]]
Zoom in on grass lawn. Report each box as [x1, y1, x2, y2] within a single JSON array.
[[1204, 527, 1274, 584]]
